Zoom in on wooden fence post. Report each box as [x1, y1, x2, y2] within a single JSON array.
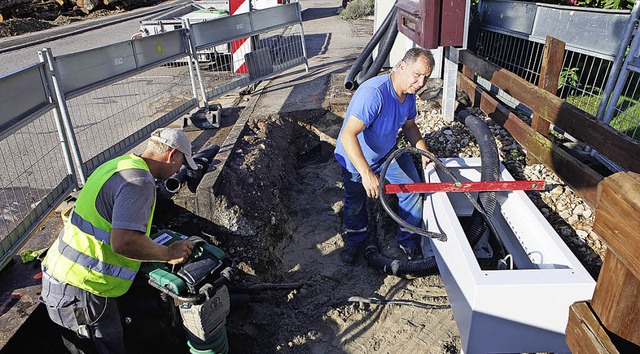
[[532, 36, 565, 137]]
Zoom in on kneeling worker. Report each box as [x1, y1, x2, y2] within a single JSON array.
[[40, 128, 197, 354]]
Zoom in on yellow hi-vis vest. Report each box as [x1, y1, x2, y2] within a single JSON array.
[[44, 154, 156, 297]]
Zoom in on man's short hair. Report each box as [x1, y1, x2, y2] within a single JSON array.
[[402, 48, 435, 70]]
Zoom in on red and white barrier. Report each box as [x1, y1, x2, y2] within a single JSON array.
[[230, 0, 251, 74]]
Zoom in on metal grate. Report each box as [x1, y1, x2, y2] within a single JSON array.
[[558, 51, 613, 117], [476, 29, 544, 86], [475, 28, 614, 119], [195, 24, 306, 101], [0, 110, 73, 240], [64, 58, 197, 174]]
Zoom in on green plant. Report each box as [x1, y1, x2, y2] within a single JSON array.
[[339, 0, 375, 20], [565, 94, 602, 116], [559, 67, 581, 90]]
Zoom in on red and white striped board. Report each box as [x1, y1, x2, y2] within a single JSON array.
[[230, 0, 251, 74]]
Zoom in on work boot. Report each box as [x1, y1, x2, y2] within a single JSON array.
[[339, 244, 361, 265], [399, 244, 424, 261]]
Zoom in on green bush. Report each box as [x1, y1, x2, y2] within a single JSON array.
[[340, 0, 375, 19]]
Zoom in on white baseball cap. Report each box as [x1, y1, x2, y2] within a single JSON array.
[[150, 128, 198, 170]]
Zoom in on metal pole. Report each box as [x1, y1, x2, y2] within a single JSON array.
[[38, 52, 78, 190], [296, 1, 309, 72], [603, 24, 640, 125], [41, 48, 87, 186], [596, 2, 640, 121], [442, 46, 459, 122], [182, 19, 209, 108], [185, 22, 200, 106]]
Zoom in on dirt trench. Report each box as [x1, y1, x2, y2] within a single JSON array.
[[165, 109, 461, 353]]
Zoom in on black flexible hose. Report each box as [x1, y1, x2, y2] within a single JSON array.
[[377, 147, 447, 241], [355, 12, 399, 85], [344, 3, 398, 91], [347, 296, 450, 310], [367, 139, 505, 278], [364, 243, 440, 278], [456, 110, 500, 247], [358, 55, 374, 82]]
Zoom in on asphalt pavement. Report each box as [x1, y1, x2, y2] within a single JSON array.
[[0, 0, 189, 54]]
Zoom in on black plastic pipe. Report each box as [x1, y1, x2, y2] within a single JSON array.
[[344, 3, 398, 91], [455, 110, 501, 249], [364, 243, 440, 278], [165, 144, 220, 193], [355, 12, 399, 85]]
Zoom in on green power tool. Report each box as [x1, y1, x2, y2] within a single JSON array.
[[140, 230, 234, 354]]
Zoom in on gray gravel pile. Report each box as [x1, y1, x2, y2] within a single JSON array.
[[413, 102, 604, 278]]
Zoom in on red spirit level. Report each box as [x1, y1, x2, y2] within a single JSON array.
[[384, 180, 546, 194]]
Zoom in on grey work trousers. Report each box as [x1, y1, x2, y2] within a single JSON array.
[[40, 269, 126, 354]]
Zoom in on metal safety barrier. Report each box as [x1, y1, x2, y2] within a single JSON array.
[[0, 2, 308, 272]]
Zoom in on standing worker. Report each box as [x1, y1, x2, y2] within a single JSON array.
[[40, 128, 197, 354], [334, 48, 435, 265]]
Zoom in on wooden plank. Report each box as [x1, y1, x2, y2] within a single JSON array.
[[531, 36, 564, 137], [460, 50, 640, 173], [591, 250, 640, 346], [566, 301, 619, 353], [458, 72, 603, 208], [593, 172, 640, 279]]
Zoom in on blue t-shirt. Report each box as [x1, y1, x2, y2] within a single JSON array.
[[334, 74, 417, 172]]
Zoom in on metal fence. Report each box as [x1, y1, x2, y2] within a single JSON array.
[[475, 28, 614, 118], [475, 0, 638, 143], [0, 2, 308, 272]]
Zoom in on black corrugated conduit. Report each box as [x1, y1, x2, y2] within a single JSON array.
[[344, 2, 398, 91], [355, 12, 398, 85], [165, 144, 220, 193], [455, 109, 504, 258], [365, 111, 505, 278]]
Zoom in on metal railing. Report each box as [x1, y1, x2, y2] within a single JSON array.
[[0, 2, 308, 272], [475, 0, 639, 173]]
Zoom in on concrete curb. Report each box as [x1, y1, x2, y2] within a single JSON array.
[[186, 80, 267, 220]]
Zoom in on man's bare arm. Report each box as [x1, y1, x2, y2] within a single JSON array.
[[402, 119, 431, 167], [111, 228, 194, 265]]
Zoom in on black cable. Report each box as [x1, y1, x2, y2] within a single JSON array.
[[378, 147, 505, 244], [344, 2, 398, 90], [347, 296, 450, 310]]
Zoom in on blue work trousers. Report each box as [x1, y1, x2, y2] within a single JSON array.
[[341, 152, 423, 248]]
